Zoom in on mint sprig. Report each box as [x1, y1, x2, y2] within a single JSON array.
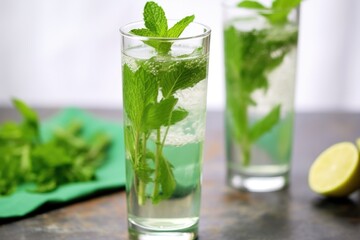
[[225, 0, 299, 166], [131, 1, 195, 54], [124, 55, 206, 204], [238, 0, 301, 25], [123, 2, 206, 205]]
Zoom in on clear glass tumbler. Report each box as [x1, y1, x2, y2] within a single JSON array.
[[120, 21, 211, 239], [223, 0, 299, 192]]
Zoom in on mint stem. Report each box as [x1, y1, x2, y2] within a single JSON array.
[[134, 132, 140, 203], [138, 180, 146, 206], [134, 131, 146, 205], [240, 99, 251, 166], [139, 133, 148, 205], [152, 129, 162, 200]]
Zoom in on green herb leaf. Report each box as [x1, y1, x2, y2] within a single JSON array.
[[272, 0, 301, 11], [12, 98, 38, 127], [238, 0, 267, 10], [135, 159, 154, 184], [249, 105, 281, 142], [0, 145, 22, 195], [167, 108, 189, 126], [238, 0, 301, 25], [123, 64, 145, 131], [144, 1, 168, 36], [123, 64, 158, 131], [130, 28, 156, 37], [12, 99, 39, 142], [266, 0, 301, 25], [167, 15, 195, 38], [131, 1, 195, 55], [0, 122, 25, 141], [160, 57, 207, 98], [144, 96, 178, 130], [130, 28, 167, 53]]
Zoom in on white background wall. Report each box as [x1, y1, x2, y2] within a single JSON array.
[[0, 0, 359, 111]]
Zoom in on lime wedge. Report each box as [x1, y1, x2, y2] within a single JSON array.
[[308, 142, 360, 197]]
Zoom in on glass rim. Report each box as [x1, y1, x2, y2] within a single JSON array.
[[120, 20, 211, 41], [222, 0, 298, 14]]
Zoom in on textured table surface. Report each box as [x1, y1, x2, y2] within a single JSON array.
[[1, 109, 360, 240]]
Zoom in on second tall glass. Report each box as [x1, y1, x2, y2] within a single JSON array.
[[223, 0, 299, 192]]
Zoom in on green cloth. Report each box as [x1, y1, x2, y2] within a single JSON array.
[[0, 108, 125, 218]]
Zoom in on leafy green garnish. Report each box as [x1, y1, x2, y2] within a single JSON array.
[[237, 0, 267, 10], [160, 58, 207, 98], [123, 2, 206, 205], [249, 104, 281, 142], [131, 1, 195, 54], [0, 99, 111, 196], [123, 55, 206, 205], [238, 0, 301, 25], [224, 0, 299, 166]]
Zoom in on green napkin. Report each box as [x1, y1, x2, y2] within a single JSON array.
[[0, 108, 125, 218]]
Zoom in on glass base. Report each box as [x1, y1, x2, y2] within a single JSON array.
[[227, 169, 288, 192], [128, 219, 198, 240]]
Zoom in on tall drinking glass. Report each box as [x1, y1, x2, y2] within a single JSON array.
[[120, 21, 211, 239], [223, 0, 299, 192]]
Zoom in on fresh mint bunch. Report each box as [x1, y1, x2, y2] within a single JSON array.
[[131, 1, 195, 54], [238, 0, 301, 25], [0, 99, 111, 196]]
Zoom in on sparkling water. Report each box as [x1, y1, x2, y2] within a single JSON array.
[[127, 142, 203, 231], [122, 46, 208, 234]]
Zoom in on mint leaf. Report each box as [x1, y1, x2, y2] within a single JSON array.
[[249, 105, 281, 142], [12, 99, 40, 143], [0, 122, 25, 141], [130, 28, 156, 37], [123, 64, 146, 131], [135, 158, 154, 184], [131, 1, 195, 55], [160, 58, 207, 98], [266, 0, 301, 25], [144, 96, 178, 130], [131, 28, 170, 54], [238, 1, 267, 9], [167, 15, 195, 38], [123, 64, 158, 131], [167, 108, 189, 126], [144, 1, 168, 36], [272, 0, 301, 10], [12, 99, 38, 125], [238, 0, 301, 25], [224, 26, 242, 97]]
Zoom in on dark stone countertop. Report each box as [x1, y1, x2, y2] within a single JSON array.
[[0, 108, 360, 240]]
